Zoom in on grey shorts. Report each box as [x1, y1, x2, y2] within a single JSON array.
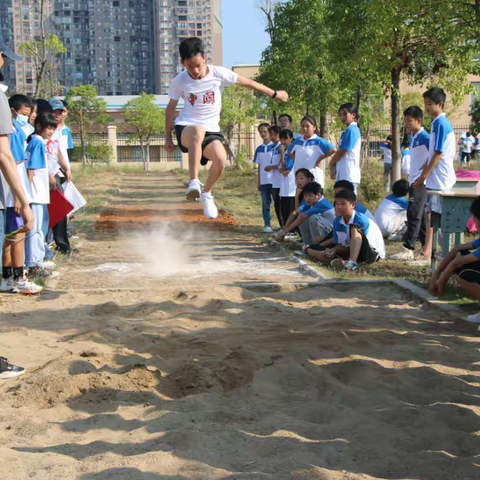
[[425, 191, 442, 214]]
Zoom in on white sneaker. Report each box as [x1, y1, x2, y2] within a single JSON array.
[[12, 277, 43, 295], [390, 247, 415, 261], [186, 180, 202, 201], [42, 261, 56, 270], [200, 191, 218, 219], [285, 233, 299, 240], [388, 233, 404, 242], [467, 311, 480, 323], [262, 226, 273, 233], [0, 357, 26, 379], [0, 277, 13, 293]]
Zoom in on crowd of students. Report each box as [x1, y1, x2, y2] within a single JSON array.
[[254, 87, 462, 273], [0, 38, 78, 379], [0, 94, 75, 298]]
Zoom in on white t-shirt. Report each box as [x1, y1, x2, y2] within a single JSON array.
[[337, 122, 362, 184], [426, 113, 456, 191], [270, 142, 283, 189], [254, 142, 274, 186], [409, 128, 430, 184], [279, 152, 296, 198], [464, 137, 473, 153], [374, 194, 408, 237], [333, 211, 386, 259], [47, 128, 62, 175], [380, 144, 392, 164], [288, 134, 335, 188], [169, 65, 238, 132], [26, 135, 50, 205], [59, 126, 71, 169]]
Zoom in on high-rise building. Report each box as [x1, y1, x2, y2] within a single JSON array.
[[154, 0, 223, 94], [0, 1, 16, 86], [1, 0, 223, 95]]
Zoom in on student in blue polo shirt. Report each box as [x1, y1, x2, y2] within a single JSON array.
[[329, 103, 362, 193], [414, 88, 456, 265], [333, 180, 376, 223], [264, 125, 284, 228], [0, 118, 42, 295], [278, 129, 297, 228], [277, 182, 335, 245], [25, 112, 57, 274], [374, 179, 409, 238], [288, 115, 336, 187], [430, 196, 480, 324], [391, 106, 431, 262], [303, 189, 385, 271], [254, 123, 274, 233]]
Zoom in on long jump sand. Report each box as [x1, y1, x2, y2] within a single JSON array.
[[1, 173, 479, 480]]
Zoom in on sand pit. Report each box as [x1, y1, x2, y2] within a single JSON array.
[[1, 173, 480, 479]]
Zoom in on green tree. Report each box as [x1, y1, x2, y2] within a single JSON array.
[[470, 98, 480, 135], [220, 85, 258, 167], [257, 0, 345, 136], [18, 0, 66, 97], [330, 0, 478, 183], [124, 93, 166, 172], [65, 85, 110, 165]]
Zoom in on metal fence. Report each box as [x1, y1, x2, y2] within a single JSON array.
[[71, 133, 182, 163], [116, 134, 182, 163], [224, 130, 257, 164], [71, 133, 109, 147]]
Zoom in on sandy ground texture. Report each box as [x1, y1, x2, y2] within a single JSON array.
[[1, 172, 480, 480]]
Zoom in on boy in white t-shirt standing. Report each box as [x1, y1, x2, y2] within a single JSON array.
[[414, 88, 456, 261], [164, 37, 288, 219]]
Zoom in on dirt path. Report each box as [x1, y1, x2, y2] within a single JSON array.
[[1, 173, 480, 480]]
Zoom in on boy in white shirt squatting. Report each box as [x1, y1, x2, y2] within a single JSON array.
[[164, 37, 288, 219], [374, 179, 409, 239]]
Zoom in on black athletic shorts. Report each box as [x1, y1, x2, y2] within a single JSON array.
[[175, 125, 225, 166], [455, 250, 480, 284]]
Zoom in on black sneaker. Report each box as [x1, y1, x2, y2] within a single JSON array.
[[0, 357, 26, 379]]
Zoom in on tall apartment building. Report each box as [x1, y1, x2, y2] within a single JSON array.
[[1, 0, 222, 96], [154, 0, 223, 94]]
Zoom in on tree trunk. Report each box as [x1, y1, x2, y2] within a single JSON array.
[[272, 110, 277, 126], [146, 142, 150, 173], [319, 112, 327, 138], [391, 67, 403, 185], [80, 111, 87, 164], [356, 85, 362, 117], [361, 125, 371, 167]]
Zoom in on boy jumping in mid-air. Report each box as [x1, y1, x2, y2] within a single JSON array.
[[164, 37, 288, 219]]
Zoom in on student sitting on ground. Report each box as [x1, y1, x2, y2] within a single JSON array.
[[302, 189, 385, 272], [430, 197, 480, 324], [334, 179, 376, 223], [278, 168, 314, 241], [374, 179, 409, 239], [277, 182, 335, 244]]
